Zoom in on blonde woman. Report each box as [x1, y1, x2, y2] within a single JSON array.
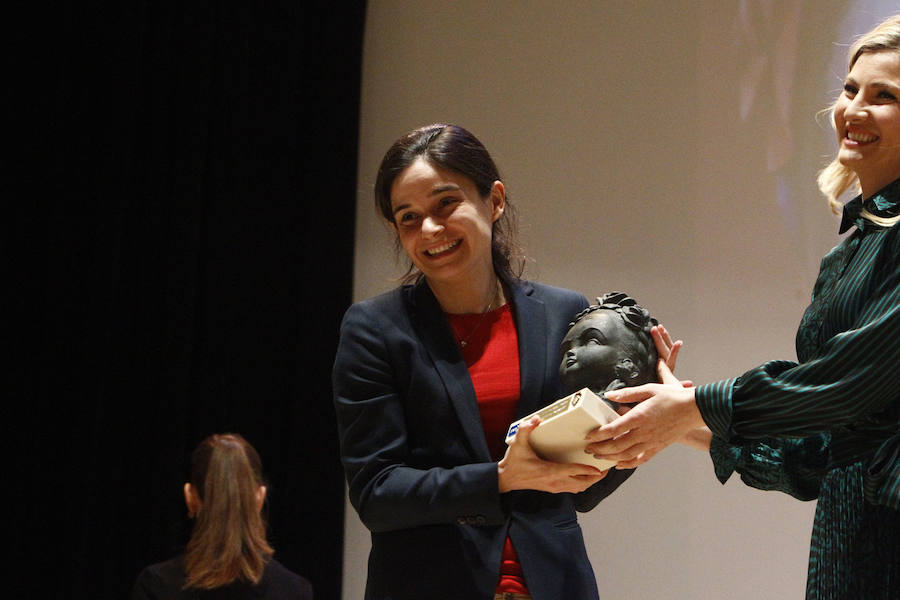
[[588, 15, 900, 600]]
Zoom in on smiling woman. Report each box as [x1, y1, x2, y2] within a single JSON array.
[[584, 15, 900, 600], [332, 124, 638, 600]]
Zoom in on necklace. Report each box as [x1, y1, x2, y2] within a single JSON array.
[[457, 300, 494, 348], [455, 282, 502, 348]]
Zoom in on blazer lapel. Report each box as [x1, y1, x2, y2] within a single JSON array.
[[406, 281, 492, 461], [508, 280, 549, 419]]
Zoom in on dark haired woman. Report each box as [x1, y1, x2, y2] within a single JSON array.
[[131, 433, 313, 600], [332, 124, 663, 600]]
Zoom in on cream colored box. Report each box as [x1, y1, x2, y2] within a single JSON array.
[[504, 387, 619, 470]]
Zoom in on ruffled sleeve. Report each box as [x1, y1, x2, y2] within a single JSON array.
[[709, 434, 829, 501]]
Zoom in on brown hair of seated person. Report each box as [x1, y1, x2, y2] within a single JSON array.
[[183, 433, 273, 589]]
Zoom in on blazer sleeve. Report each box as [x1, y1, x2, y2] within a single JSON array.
[[333, 299, 506, 533], [573, 466, 635, 512]]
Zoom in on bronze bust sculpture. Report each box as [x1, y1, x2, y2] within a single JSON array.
[[559, 291, 659, 400], [504, 292, 659, 467]]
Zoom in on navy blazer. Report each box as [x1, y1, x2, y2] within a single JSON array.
[[333, 278, 634, 600]]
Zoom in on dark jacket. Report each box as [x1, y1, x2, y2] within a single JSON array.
[[131, 556, 313, 600], [333, 278, 633, 600]]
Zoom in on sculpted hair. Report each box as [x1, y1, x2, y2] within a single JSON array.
[[818, 14, 900, 212], [569, 291, 659, 386], [184, 433, 273, 590], [374, 123, 524, 283]]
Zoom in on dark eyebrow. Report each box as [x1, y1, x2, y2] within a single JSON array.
[[429, 183, 461, 196]]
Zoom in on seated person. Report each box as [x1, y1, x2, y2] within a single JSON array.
[[131, 433, 313, 600], [559, 291, 659, 405]]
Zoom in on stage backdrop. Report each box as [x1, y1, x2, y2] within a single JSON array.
[[343, 1, 897, 599], [17, 4, 363, 598]]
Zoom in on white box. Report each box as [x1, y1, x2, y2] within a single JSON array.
[[505, 387, 619, 470]]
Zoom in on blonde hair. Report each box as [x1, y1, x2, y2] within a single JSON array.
[[184, 433, 274, 589], [818, 14, 900, 213]]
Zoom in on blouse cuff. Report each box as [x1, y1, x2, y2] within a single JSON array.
[[694, 378, 738, 440], [709, 435, 741, 485]]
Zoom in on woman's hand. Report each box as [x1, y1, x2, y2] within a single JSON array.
[[647, 326, 709, 451], [498, 417, 608, 494], [652, 323, 694, 386], [652, 324, 694, 387], [585, 361, 705, 468], [652, 324, 682, 372]]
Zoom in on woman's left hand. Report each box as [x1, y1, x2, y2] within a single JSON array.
[[650, 324, 694, 391], [585, 361, 704, 468]]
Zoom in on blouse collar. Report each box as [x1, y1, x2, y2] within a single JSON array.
[[840, 177, 900, 234]]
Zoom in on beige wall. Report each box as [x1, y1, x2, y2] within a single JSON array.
[[345, 1, 894, 598]]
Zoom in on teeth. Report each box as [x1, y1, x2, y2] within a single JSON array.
[[425, 240, 460, 255], [847, 131, 878, 143]]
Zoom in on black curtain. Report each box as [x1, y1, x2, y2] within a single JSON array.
[[17, 3, 365, 599]]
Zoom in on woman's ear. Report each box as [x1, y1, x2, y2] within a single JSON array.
[[489, 180, 506, 223], [184, 483, 201, 518], [256, 485, 267, 512]]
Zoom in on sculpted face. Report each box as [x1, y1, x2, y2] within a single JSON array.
[[559, 310, 635, 394]]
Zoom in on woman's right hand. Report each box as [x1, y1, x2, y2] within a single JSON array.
[[497, 417, 608, 494], [655, 356, 709, 451], [585, 360, 705, 468]]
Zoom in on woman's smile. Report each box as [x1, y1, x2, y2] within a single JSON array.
[[424, 239, 461, 257], [844, 128, 878, 144]]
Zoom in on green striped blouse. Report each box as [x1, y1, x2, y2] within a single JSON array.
[[696, 177, 900, 599]]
